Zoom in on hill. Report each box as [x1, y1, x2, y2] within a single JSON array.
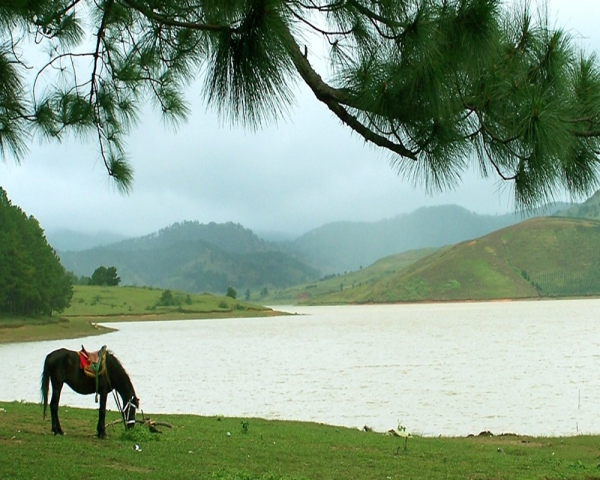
[[556, 190, 600, 220], [289, 204, 569, 274], [262, 248, 439, 304], [303, 216, 600, 304], [58, 221, 319, 295]]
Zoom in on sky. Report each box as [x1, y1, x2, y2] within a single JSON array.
[[1, 0, 600, 238]]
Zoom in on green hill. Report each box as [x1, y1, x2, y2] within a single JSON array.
[[289, 204, 569, 274], [263, 248, 439, 304], [299, 216, 600, 304], [58, 221, 319, 295]]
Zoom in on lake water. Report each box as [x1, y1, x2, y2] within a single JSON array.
[[1, 299, 600, 437]]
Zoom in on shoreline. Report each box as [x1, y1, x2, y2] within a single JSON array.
[[4, 295, 600, 344], [0, 308, 292, 344]]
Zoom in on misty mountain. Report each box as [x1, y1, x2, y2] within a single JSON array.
[[56, 202, 577, 295], [103, 221, 281, 253], [58, 221, 318, 294], [46, 229, 130, 252], [556, 190, 600, 220], [290, 203, 571, 274]]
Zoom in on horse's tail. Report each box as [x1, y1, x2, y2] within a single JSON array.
[[41, 355, 51, 419]]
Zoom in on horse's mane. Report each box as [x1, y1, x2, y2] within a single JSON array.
[[105, 351, 136, 397], [106, 350, 125, 370]]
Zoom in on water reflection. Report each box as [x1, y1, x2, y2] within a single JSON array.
[[1, 299, 599, 437]]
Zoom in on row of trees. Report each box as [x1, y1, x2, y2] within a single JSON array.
[[0, 188, 72, 317]]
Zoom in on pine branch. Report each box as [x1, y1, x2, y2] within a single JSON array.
[[282, 29, 418, 160]]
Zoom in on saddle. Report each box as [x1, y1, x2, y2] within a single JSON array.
[[78, 345, 108, 403], [78, 345, 107, 378]]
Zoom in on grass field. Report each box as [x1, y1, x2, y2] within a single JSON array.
[[64, 285, 276, 318], [0, 286, 285, 344], [1, 401, 600, 480]]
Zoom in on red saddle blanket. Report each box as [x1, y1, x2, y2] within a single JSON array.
[[78, 351, 90, 370]]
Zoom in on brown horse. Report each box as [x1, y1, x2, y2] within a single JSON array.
[[41, 347, 139, 438]]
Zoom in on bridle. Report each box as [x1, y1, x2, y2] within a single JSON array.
[[113, 391, 137, 427]]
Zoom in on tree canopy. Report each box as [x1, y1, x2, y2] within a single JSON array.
[[90, 265, 121, 286], [0, 187, 73, 317], [2, 0, 600, 207]]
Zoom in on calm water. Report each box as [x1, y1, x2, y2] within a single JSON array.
[[1, 299, 600, 437]]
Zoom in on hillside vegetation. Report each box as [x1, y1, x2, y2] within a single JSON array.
[[58, 221, 319, 295], [300, 217, 600, 304], [263, 248, 439, 304]]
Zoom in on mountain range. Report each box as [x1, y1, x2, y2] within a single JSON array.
[[57, 221, 318, 295], [304, 216, 600, 304], [54, 202, 574, 296], [286, 204, 569, 273]]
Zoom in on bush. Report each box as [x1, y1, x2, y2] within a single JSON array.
[[226, 287, 237, 299], [156, 290, 176, 306]]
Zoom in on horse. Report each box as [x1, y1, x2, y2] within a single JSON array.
[[41, 347, 139, 438]]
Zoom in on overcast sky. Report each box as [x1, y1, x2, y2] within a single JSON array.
[[1, 0, 599, 238]]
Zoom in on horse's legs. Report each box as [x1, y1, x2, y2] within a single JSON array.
[[96, 393, 108, 439], [49, 379, 64, 435]]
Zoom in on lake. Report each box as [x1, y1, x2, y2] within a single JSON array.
[[1, 299, 599, 437]]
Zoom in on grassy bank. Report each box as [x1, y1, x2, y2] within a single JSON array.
[[1, 401, 599, 480], [0, 286, 287, 344]]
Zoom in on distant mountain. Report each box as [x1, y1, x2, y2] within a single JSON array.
[[311, 216, 600, 304], [58, 221, 319, 294], [55, 201, 581, 296], [94, 220, 280, 253], [45, 229, 130, 252], [289, 204, 569, 274], [556, 190, 600, 219]]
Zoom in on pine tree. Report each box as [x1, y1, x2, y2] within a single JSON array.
[[0, 188, 73, 317], [2, 1, 600, 206]]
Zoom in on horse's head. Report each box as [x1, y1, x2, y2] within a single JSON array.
[[123, 396, 139, 429]]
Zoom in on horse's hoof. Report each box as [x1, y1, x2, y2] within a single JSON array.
[[53, 431, 64, 436], [97, 433, 108, 440]]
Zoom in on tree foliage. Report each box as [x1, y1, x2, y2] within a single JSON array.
[[226, 286, 237, 299], [0, 188, 73, 317], [3, 0, 600, 206], [90, 265, 121, 286]]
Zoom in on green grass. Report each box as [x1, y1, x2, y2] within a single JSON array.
[[0, 286, 285, 344], [64, 285, 275, 319], [2, 401, 600, 480]]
